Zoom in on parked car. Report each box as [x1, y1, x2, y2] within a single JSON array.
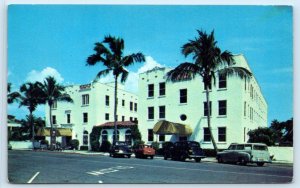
[[164, 141, 206, 162], [134, 144, 155, 159], [109, 141, 132, 158], [162, 142, 174, 160], [216, 143, 272, 166]]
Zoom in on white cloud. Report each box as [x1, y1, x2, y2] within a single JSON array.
[[95, 56, 163, 93], [137, 56, 163, 74], [26, 67, 64, 83]]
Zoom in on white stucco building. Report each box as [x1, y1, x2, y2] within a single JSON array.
[[45, 81, 138, 147], [138, 54, 267, 149]]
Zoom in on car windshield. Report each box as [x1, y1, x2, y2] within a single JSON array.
[[189, 142, 200, 147], [253, 145, 268, 151]]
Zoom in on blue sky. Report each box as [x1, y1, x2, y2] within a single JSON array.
[[8, 5, 293, 125]]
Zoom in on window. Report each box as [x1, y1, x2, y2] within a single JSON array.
[[159, 82, 166, 96], [52, 115, 57, 124], [125, 130, 132, 145], [159, 134, 165, 142], [130, 117, 133, 122], [122, 99, 125, 107], [148, 84, 154, 97], [134, 103, 137, 112], [218, 127, 226, 142], [203, 128, 211, 142], [83, 131, 89, 145], [51, 101, 57, 109], [148, 107, 154, 120], [218, 100, 227, 116], [179, 136, 187, 141], [219, 75, 227, 89], [204, 101, 212, 116], [159, 106, 165, 119], [67, 114, 71, 124], [122, 116, 125, 122], [148, 129, 154, 141], [82, 94, 89, 106], [105, 95, 109, 106], [130, 102, 133, 111], [134, 117, 137, 122], [102, 130, 108, 142], [105, 113, 109, 120], [180, 114, 187, 121], [180, 89, 187, 103], [83, 113, 88, 123]]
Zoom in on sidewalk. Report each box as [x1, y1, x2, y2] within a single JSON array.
[[12, 149, 293, 165]]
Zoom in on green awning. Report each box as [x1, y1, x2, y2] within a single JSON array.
[[153, 120, 192, 136]]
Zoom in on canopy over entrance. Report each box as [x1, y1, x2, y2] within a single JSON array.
[[36, 128, 72, 137], [153, 120, 192, 136]]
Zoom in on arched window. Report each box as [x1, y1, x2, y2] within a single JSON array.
[[125, 129, 132, 145], [113, 130, 120, 143], [83, 130, 89, 145], [102, 130, 108, 142]]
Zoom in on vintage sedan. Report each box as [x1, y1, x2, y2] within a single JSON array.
[[216, 143, 272, 166], [134, 144, 155, 159], [109, 141, 132, 158]]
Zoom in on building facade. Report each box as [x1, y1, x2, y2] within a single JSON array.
[[45, 81, 138, 148], [138, 54, 267, 149]]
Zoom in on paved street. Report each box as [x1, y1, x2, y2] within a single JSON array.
[[8, 150, 293, 184]]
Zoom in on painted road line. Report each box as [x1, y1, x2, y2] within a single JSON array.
[[27, 172, 40, 183]]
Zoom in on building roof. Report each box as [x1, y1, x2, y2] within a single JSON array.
[[95, 121, 137, 127]]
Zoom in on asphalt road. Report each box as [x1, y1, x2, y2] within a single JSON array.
[[8, 150, 293, 184]]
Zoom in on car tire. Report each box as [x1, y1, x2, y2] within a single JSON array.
[[217, 157, 223, 163], [150, 156, 154, 159], [127, 155, 131, 158], [257, 162, 264, 167], [164, 155, 168, 160], [179, 155, 186, 162], [195, 158, 201, 163], [239, 158, 247, 166]]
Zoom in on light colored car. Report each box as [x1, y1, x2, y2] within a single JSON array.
[[216, 143, 272, 166]]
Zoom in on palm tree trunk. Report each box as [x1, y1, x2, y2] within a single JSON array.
[[113, 76, 118, 146], [49, 104, 54, 150], [205, 85, 218, 153], [30, 112, 34, 145]]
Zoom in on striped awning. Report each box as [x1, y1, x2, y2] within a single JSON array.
[[153, 120, 192, 136], [36, 128, 72, 137]]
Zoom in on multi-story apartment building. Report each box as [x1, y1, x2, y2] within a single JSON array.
[[138, 54, 267, 149], [45, 81, 138, 147]]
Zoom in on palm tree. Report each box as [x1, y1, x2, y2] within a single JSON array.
[[167, 30, 252, 152], [39, 76, 73, 150], [19, 82, 44, 142], [7, 83, 20, 104], [86, 35, 145, 145]]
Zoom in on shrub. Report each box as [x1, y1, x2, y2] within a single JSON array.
[[100, 141, 111, 152], [151, 141, 160, 151], [70, 139, 79, 150], [132, 140, 144, 149], [80, 146, 89, 151], [90, 140, 100, 151]]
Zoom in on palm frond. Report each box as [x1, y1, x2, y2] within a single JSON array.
[[103, 35, 124, 59], [120, 69, 129, 83], [95, 69, 112, 81], [218, 67, 252, 80], [166, 62, 201, 82], [86, 54, 102, 66], [57, 93, 73, 103], [122, 53, 145, 66]]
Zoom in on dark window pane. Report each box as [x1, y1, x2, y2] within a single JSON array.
[[204, 128, 211, 142], [218, 100, 227, 116], [180, 89, 187, 103], [148, 84, 154, 97], [218, 127, 226, 142], [148, 107, 154, 120], [159, 134, 165, 141], [204, 101, 212, 116], [159, 106, 165, 119], [148, 129, 153, 141], [219, 75, 227, 89], [159, 82, 166, 96]]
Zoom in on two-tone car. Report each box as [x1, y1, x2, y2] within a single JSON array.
[[216, 143, 272, 166]]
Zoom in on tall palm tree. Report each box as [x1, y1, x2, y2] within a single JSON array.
[[7, 83, 20, 104], [86, 35, 145, 145], [39, 76, 73, 150], [19, 82, 44, 143], [167, 30, 252, 152]]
